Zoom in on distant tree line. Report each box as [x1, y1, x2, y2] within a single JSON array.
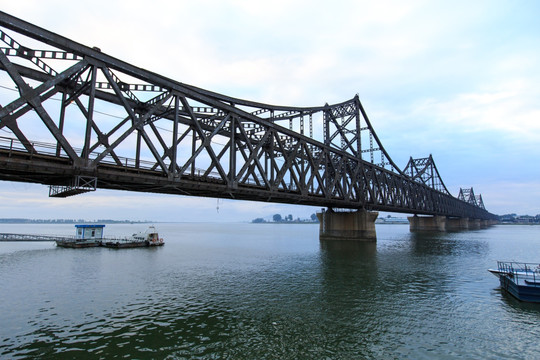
[[0, 218, 152, 224], [251, 214, 319, 223]]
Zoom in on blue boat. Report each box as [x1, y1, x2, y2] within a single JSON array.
[[489, 261, 540, 303]]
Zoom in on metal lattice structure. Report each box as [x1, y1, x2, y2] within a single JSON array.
[[403, 155, 451, 195], [0, 11, 497, 220]]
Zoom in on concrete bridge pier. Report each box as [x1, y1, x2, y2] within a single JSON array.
[[317, 209, 378, 241], [408, 215, 496, 232], [407, 215, 447, 232], [446, 217, 470, 231], [468, 219, 481, 230]]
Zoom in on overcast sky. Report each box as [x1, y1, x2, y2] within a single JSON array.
[[1, 0, 539, 221]]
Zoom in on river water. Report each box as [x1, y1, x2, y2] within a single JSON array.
[[1, 222, 539, 359]]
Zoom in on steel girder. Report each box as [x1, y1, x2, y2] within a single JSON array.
[[0, 11, 497, 220]]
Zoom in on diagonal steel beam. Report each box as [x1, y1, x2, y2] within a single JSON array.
[[178, 96, 229, 182]]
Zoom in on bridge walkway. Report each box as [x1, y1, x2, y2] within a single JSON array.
[[0, 233, 74, 242]]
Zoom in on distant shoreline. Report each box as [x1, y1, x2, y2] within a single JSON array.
[[0, 219, 152, 224], [251, 221, 319, 225], [499, 222, 540, 225]]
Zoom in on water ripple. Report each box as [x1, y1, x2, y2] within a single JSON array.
[[2, 224, 540, 358]]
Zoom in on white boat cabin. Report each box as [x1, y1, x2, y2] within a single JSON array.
[[131, 226, 159, 242], [75, 224, 105, 240]]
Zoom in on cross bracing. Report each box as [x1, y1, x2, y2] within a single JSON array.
[[0, 11, 497, 220], [403, 155, 451, 195]]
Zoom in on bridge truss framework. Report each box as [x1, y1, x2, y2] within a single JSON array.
[[0, 11, 496, 220]]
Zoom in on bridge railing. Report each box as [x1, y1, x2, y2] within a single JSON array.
[[0, 135, 230, 181]]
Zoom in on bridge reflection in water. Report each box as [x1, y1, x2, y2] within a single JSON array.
[[0, 11, 497, 240]]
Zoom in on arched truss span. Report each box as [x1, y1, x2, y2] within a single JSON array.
[[0, 11, 497, 220]]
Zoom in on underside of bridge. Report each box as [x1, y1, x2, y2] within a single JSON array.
[[0, 11, 498, 241]]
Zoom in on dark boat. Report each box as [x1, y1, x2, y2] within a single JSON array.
[[102, 226, 164, 249], [55, 240, 100, 248], [489, 261, 540, 303]]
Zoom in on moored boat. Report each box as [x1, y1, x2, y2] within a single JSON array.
[[56, 224, 105, 248], [489, 261, 540, 303], [131, 225, 164, 246], [56, 224, 164, 249], [102, 225, 164, 248]]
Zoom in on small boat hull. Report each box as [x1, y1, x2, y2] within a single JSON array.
[[498, 275, 540, 303], [489, 262, 540, 303], [56, 240, 100, 248], [102, 240, 164, 249]]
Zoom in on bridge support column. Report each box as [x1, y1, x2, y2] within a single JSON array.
[[468, 219, 481, 229], [408, 215, 447, 232], [317, 209, 378, 241], [446, 217, 469, 231]]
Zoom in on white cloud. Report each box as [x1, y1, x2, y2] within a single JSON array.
[[412, 80, 540, 141]]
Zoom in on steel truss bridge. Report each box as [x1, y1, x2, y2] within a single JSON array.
[[0, 12, 496, 221]]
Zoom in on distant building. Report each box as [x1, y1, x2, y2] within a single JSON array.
[[499, 214, 517, 223], [376, 216, 409, 224], [516, 215, 536, 224]]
